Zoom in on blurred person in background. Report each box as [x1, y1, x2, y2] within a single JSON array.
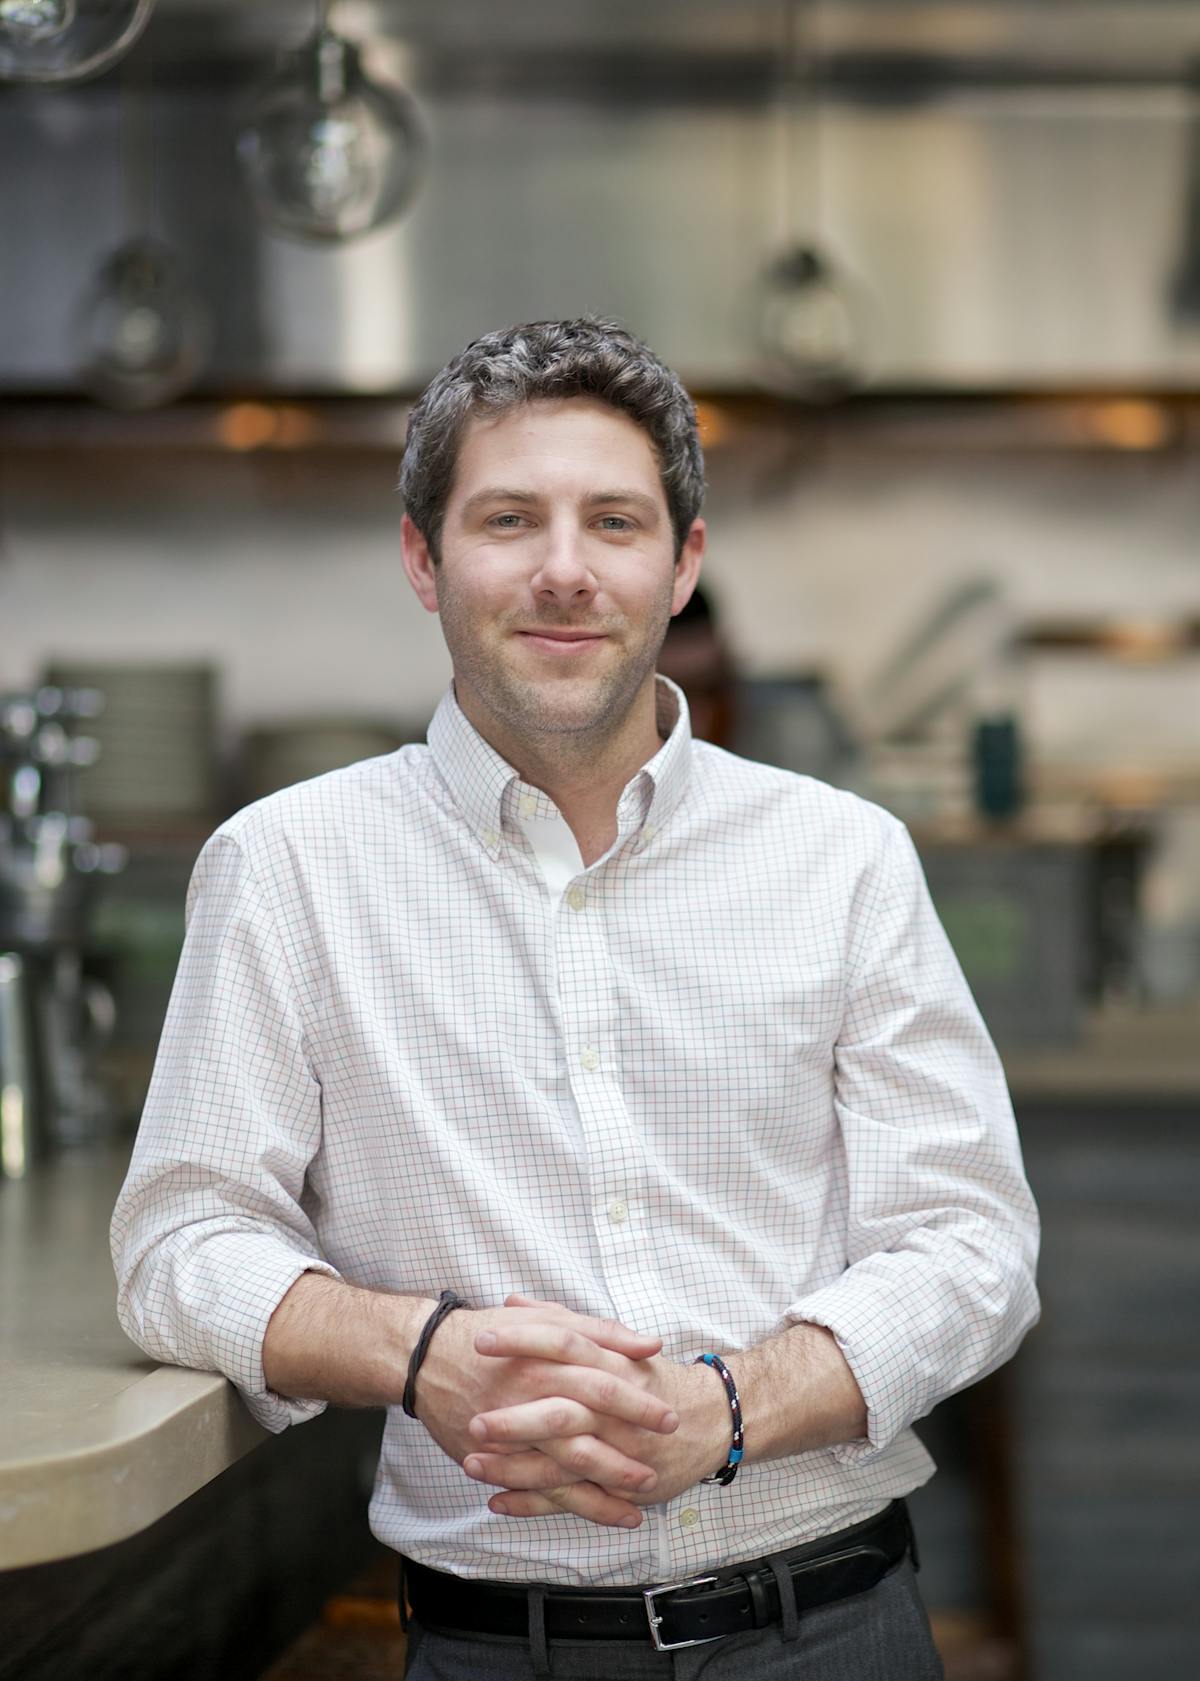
[[111, 318, 1039, 1681], [656, 581, 739, 748]]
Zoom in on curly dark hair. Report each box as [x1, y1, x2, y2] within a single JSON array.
[[397, 317, 706, 561]]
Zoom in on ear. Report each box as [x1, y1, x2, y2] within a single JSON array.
[[401, 513, 440, 614], [671, 518, 706, 616]]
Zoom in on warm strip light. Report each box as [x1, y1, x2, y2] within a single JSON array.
[[1102, 622, 1187, 661], [1085, 400, 1171, 451], [694, 401, 732, 448], [217, 402, 279, 451]]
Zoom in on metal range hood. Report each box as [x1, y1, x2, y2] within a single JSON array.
[[3, 0, 1200, 395]]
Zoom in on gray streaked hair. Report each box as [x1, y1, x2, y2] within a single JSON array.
[[398, 317, 706, 561]]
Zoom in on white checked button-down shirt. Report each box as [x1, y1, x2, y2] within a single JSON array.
[[111, 678, 1040, 1587]]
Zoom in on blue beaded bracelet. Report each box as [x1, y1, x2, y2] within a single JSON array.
[[693, 1352, 744, 1486]]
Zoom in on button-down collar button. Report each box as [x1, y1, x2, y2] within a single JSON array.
[[519, 795, 537, 819], [566, 885, 586, 912], [481, 828, 500, 849], [580, 1045, 600, 1071], [679, 1507, 700, 1527], [607, 1199, 627, 1224]]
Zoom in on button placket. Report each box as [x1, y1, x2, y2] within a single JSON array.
[[553, 863, 652, 1276]]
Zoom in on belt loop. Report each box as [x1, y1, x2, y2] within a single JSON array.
[[766, 1552, 801, 1644], [529, 1583, 551, 1677], [901, 1500, 921, 1573], [397, 1557, 409, 1634]]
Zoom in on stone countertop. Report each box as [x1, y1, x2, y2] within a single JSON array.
[[0, 1143, 265, 1571]]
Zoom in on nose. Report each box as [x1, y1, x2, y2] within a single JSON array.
[[528, 520, 598, 606]]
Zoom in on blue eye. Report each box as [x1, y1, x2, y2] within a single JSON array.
[[597, 515, 632, 531]]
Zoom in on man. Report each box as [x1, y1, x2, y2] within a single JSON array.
[[111, 318, 1040, 1680]]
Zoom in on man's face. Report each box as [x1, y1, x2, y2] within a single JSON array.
[[403, 397, 704, 751]]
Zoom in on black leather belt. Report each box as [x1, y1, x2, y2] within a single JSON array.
[[401, 1498, 916, 1653]]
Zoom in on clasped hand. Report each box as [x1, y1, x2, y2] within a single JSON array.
[[413, 1293, 727, 1528]]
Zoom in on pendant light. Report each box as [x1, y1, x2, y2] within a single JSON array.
[[238, 0, 424, 244], [1169, 63, 1200, 325], [756, 0, 866, 400], [73, 50, 210, 408], [0, 0, 153, 86]]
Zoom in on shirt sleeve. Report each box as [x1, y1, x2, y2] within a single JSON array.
[[110, 829, 343, 1433], [781, 813, 1041, 1465]]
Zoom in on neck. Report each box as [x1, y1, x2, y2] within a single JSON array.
[[457, 677, 668, 867]]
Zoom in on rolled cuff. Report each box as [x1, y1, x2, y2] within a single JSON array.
[[124, 1228, 345, 1435], [239, 1249, 345, 1432], [779, 1284, 912, 1466]]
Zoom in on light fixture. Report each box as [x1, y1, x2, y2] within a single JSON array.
[[756, 0, 867, 400], [72, 50, 210, 408], [74, 238, 210, 409], [758, 245, 864, 401], [1169, 63, 1200, 326], [0, 0, 153, 85], [238, 0, 424, 244]]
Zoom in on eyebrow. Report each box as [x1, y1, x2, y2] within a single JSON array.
[[458, 486, 662, 521]]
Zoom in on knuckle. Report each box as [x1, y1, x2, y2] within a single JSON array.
[[593, 1375, 618, 1410]]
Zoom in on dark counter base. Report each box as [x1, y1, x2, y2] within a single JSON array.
[[1, 1407, 386, 1681]]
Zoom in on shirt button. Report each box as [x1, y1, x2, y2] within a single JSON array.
[[566, 885, 586, 912], [580, 1046, 600, 1071], [519, 795, 537, 819], [608, 1199, 628, 1224], [481, 829, 499, 848], [679, 1508, 700, 1528]]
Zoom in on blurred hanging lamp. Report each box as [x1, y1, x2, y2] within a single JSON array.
[[238, 0, 424, 243], [756, 0, 867, 400], [0, 0, 153, 85], [72, 50, 210, 407], [1169, 63, 1200, 326]]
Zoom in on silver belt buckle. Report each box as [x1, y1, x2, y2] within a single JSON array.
[[642, 1573, 722, 1652]]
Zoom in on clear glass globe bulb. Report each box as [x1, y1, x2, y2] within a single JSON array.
[[73, 238, 211, 410], [757, 245, 867, 402], [0, 0, 76, 44], [239, 28, 424, 243], [0, 0, 152, 84]]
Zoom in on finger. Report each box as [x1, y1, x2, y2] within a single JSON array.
[[503, 1296, 663, 1358], [473, 1345, 678, 1434], [468, 1396, 663, 1475], [468, 1396, 596, 1443], [489, 1485, 645, 1529], [462, 1449, 587, 1491], [468, 1436, 656, 1495]]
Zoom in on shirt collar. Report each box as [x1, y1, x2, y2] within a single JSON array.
[[426, 676, 693, 862]]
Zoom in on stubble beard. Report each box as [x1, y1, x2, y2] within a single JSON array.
[[440, 593, 674, 751]]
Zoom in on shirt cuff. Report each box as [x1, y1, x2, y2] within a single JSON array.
[[779, 1285, 911, 1466], [185, 1233, 344, 1434]]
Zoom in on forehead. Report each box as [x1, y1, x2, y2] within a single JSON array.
[[449, 398, 664, 503]]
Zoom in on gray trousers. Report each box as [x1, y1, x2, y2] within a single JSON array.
[[402, 1556, 944, 1681]]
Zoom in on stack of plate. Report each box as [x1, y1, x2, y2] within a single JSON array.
[[42, 662, 219, 833]]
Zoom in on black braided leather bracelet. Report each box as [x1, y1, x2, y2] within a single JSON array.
[[402, 1290, 468, 1419]]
